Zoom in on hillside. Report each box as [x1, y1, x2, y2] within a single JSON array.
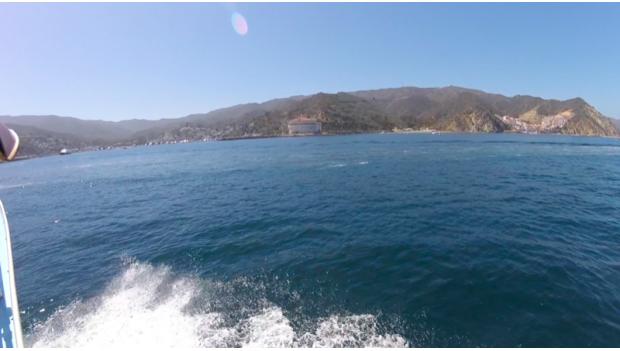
[[1, 86, 618, 158], [129, 86, 619, 142]]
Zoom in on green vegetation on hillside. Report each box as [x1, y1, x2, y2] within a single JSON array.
[[2, 86, 618, 158]]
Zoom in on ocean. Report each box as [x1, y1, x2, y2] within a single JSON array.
[[1, 133, 620, 347]]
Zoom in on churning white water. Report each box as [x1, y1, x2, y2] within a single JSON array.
[[27, 261, 408, 347]]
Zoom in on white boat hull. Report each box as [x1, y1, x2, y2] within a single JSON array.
[[0, 201, 23, 347]]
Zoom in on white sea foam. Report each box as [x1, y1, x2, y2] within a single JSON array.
[[28, 261, 408, 348]]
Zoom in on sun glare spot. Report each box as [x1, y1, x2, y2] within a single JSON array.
[[231, 12, 248, 36]]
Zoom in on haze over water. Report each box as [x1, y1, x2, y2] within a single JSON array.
[[1, 133, 620, 347]]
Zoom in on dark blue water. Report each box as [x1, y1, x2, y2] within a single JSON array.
[[2, 133, 620, 347]]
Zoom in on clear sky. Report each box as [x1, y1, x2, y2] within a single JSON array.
[[1, 3, 619, 121]]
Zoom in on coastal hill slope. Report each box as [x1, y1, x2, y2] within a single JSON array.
[[1, 86, 618, 157]]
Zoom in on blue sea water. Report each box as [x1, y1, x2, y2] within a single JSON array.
[[1, 133, 620, 347]]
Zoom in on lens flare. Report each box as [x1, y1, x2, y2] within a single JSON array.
[[231, 12, 248, 36]]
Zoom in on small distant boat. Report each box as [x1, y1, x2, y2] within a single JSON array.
[[59, 148, 70, 155]]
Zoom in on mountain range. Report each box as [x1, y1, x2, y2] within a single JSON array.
[[1, 86, 618, 158]]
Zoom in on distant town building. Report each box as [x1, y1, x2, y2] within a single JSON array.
[[287, 116, 321, 135]]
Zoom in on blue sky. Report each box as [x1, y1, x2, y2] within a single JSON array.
[[1, 3, 619, 121]]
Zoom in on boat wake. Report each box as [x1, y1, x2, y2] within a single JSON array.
[[27, 261, 408, 347]]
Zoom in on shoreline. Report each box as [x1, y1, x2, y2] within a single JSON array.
[[2, 130, 620, 164]]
